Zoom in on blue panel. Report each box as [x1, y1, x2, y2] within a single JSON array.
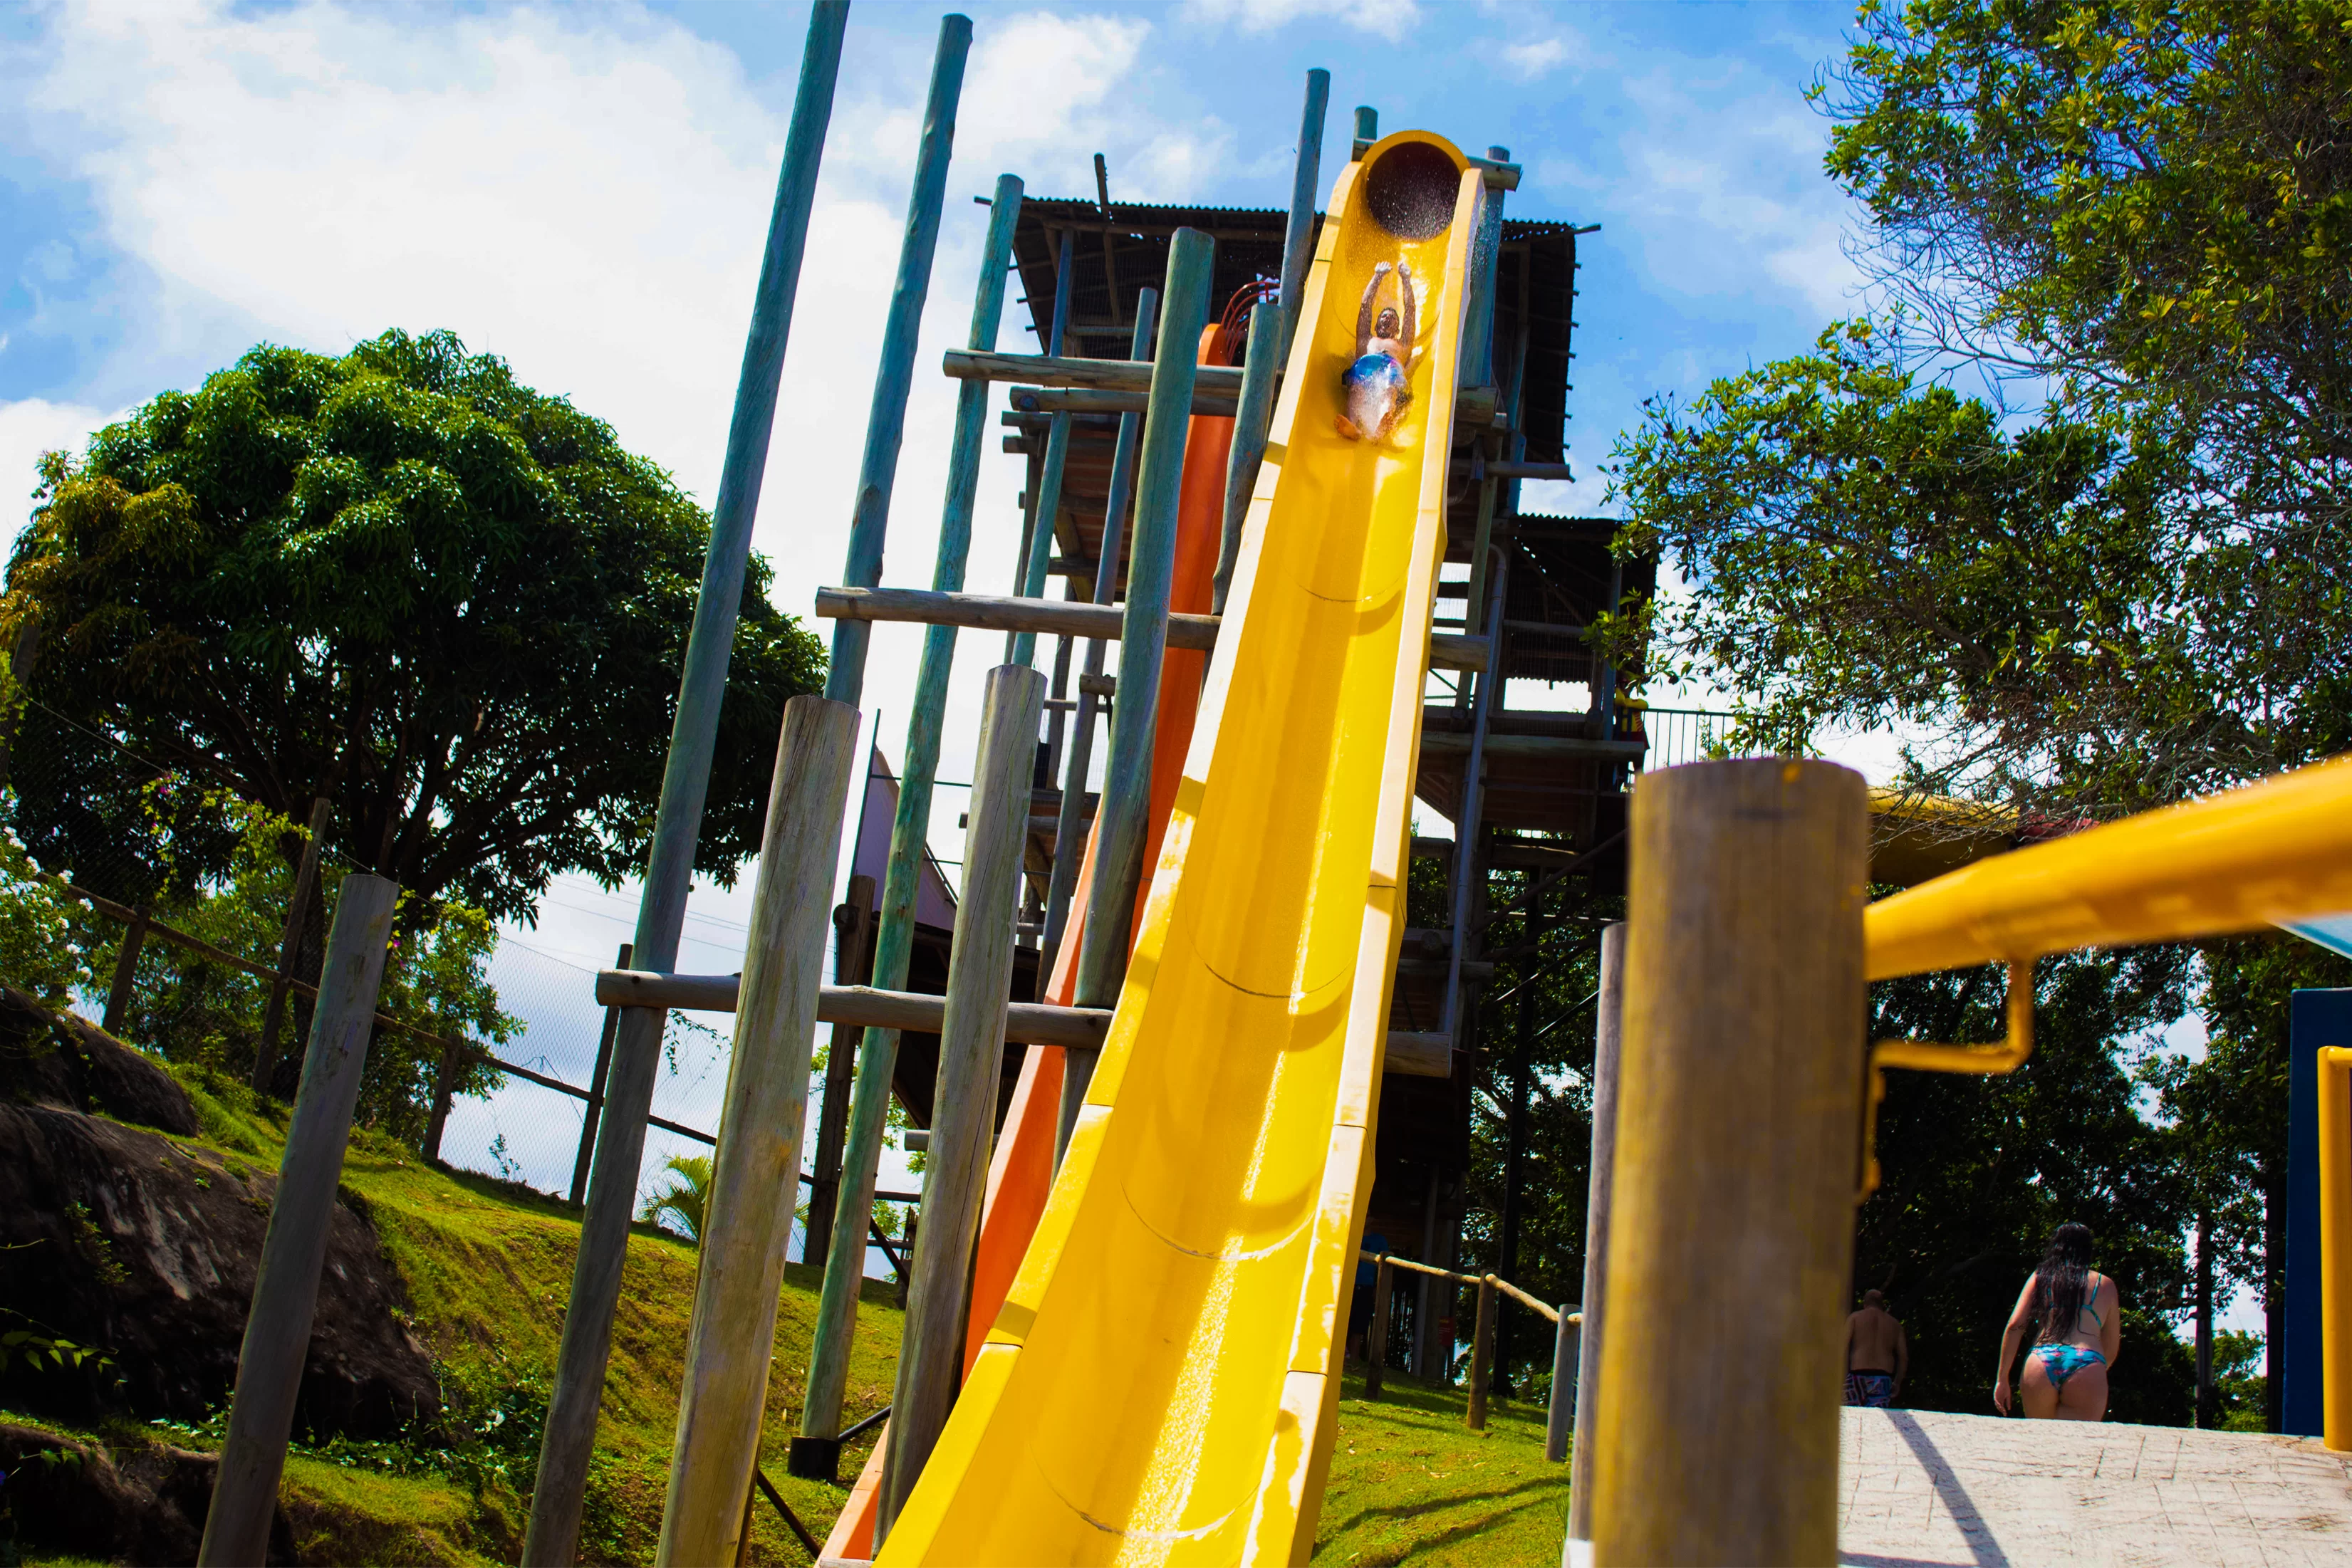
[[2286, 989, 2352, 1435]]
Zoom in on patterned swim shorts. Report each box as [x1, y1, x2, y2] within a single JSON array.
[[1846, 1371, 1896, 1407]]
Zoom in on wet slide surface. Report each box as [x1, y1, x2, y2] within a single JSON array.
[[878, 132, 1486, 1565]]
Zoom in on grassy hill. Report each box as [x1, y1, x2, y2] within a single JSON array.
[[9, 1072, 1571, 1566]]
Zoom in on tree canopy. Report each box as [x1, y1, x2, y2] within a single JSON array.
[[1608, 0, 2351, 810], [6, 329, 823, 921], [1598, 0, 2351, 1427]]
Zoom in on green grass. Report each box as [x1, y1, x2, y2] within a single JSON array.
[[16, 1065, 1576, 1564], [1315, 1369, 1573, 1566]]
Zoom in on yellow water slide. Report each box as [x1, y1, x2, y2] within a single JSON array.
[[876, 132, 1486, 1564]]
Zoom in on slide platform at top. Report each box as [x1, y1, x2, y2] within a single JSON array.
[[878, 132, 1488, 1565]]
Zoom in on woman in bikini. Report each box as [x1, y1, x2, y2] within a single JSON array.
[[1993, 1222, 2122, 1421]]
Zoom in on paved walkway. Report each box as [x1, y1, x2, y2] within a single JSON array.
[[1840, 1407, 2352, 1567]]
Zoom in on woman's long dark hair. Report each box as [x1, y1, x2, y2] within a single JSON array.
[[2032, 1223, 2096, 1343]]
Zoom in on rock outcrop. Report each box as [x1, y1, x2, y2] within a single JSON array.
[[0, 991, 438, 1438]]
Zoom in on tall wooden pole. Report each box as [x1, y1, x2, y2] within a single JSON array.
[[876, 664, 1044, 1540], [655, 696, 860, 1568], [1009, 231, 1076, 668], [1059, 226, 1215, 1156], [805, 877, 875, 1266], [197, 874, 399, 1568], [254, 795, 333, 1092], [1276, 68, 1330, 363], [1593, 761, 1866, 1565], [524, 10, 848, 1559], [1568, 920, 1623, 1539], [1209, 302, 1280, 616], [823, 14, 969, 706], [803, 161, 1021, 1446], [1038, 288, 1157, 985]]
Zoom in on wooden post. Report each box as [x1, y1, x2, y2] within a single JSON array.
[[254, 796, 332, 1092], [805, 880, 874, 1265], [655, 696, 859, 1568], [1061, 226, 1215, 1156], [101, 906, 150, 1037], [1039, 288, 1157, 986], [803, 145, 1016, 1450], [1275, 68, 1330, 365], [1568, 921, 1623, 1537], [2319, 1045, 2352, 1453], [422, 1034, 467, 1164], [878, 665, 1045, 1541], [1210, 301, 1280, 616], [525, 10, 848, 1561], [1365, 1256, 1393, 1399], [1495, 883, 1542, 1397], [895, 1214, 919, 1310], [1353, 105, 1378, 149], [1466, 1275, 1498, 1431], [569, 941, 632, 1205], [822, 13, 969, 707], [1546, 1303, 1575, 1463], [1009, 230, 1076, 669], [1593, 761, 1866, 1565], [197, 874, 400, 1568]]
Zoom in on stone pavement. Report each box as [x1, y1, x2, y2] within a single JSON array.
[[1840, 1406, 2352, 1567]]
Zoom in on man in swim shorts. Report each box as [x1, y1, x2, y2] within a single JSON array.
[[1844, 1288, 1908, 1407]]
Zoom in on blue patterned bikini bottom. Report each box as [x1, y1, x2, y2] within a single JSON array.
[[2033, 1343, 2106, 1388]]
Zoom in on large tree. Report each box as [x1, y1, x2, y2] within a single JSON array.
[[5, 329, 821, 921], [1605, 0, 2350, 1425], [1609, 0, 2352, 810]]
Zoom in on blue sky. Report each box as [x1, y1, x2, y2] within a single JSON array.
[[0, 0, 1889, 956], [1, 1, 2259, 1334]]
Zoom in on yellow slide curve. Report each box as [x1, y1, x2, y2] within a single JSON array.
[[878, 132, 1487, 1565]]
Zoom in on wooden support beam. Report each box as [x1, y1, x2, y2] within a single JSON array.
[[815, 585, 1490, 673], [1596, 762, 1866, 1564], [949, 353, 1498, 429], [597, 971, 1111, 1050], [878, 665, 1044, 1540], [1008, 385, 1236, 419], [945, 347, 1243, 399], [657, 696, 860, 1568], [199, 875, 400, 1567], [1365, 1254, 1393, 1399]]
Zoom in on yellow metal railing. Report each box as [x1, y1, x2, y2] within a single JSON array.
[[1855, 753, 2352, 1424], [1866, 753, 2352, 981], [2322, 1046, 2352, 1453]]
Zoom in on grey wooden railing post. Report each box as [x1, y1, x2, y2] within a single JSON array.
[[655, 696, 860, 1567], [197, 873, 399, 1567], [876, 664, 1044, 1542]]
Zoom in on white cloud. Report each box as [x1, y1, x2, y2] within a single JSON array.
[[0, 397, 121, 556], [9, 1, 1229, 803], [1502, 38, 1569, 80], [1180, 0, 1422, 43]]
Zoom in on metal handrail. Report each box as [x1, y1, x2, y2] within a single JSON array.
[[1866, 752, 2352, 980]]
